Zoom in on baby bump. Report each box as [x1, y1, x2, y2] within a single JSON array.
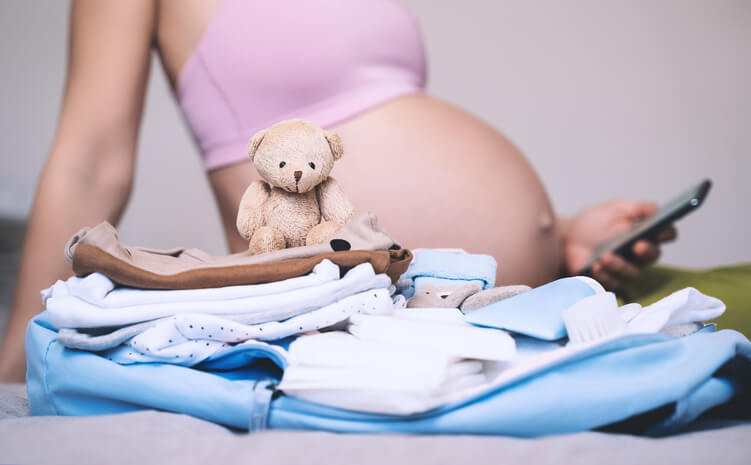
[[210, 93, 562, 285], [331, 94, 562, 286]]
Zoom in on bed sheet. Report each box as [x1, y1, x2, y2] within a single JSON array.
[[2, 383, 749, 465]]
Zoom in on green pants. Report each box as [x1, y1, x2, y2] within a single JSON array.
[[619, 263, 751, 336]]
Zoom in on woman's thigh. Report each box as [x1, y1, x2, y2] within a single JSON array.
[[209, 94, 563, 286]]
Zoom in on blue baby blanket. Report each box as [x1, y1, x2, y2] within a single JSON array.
[[26, 311, 751, 436]]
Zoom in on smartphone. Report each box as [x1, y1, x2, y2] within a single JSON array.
[[578, 179, 712, 276]]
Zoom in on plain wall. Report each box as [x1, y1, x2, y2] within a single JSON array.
[[1, 0, 749, 267]]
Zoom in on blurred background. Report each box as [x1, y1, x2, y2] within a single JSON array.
[[1, 0, 749, 331]]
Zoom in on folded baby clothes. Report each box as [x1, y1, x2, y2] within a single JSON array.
[[348, 312, 516, 362], [66, 212, 412, 289], [561, 287, 725, 341], [102, 337, 288, 368], [27, 304, 751, 434], [56, 286, 398, 352], [277, 308, 517, 415], [463, 276, 724, 344], [44, 259, 340, 308], [73, 287, 400, 366], [626, 287, 725, 333], [45, 261, 390, 329], [464, 276, 605, 340], [278, 285, 729, 416], [278, 330, 496, 415], [402, 250, 498, 295]]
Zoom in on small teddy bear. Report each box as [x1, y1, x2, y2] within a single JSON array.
[[237, 119, 354, 254], [407, 283, 532, 311]]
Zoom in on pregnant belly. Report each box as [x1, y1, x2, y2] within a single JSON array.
[[210, 93, 562, 285]]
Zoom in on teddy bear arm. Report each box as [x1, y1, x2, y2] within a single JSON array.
[[317, 177, 354, 225], [236, 180, 271, 240], [460, 285, 532, 312]]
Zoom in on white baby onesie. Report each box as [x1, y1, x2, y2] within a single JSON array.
[[44, 259, 339, 308], [45, 261, 388, 329], [99, 287, 401, 366]]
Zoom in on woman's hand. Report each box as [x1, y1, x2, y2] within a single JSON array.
[[562, 200, 677, 290]]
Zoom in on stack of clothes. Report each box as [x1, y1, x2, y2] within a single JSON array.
[[279, 249, 728, 415], [38, 215, 737, 424], [44, 213, 411, 368], [44, 213, 522, 415], [279, 309, 517, 414]]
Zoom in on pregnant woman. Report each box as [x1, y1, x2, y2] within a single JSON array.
[[0, 0, 675, 380]]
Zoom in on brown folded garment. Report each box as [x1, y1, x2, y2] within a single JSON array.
[[66, 212, 412, 289], [72, 245, 411, 290]]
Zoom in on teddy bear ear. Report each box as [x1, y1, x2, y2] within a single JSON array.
[[324, 130, 344, 160], [247, 129, 266, 161]]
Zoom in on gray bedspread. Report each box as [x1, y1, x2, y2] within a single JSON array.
[[1, 383, 749, 465]]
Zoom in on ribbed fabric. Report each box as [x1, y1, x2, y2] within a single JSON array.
[[176, 0, 427, 170]]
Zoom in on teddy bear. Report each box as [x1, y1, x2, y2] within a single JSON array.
[[236, 119, 355, 255], [407, 283, 531, 311]]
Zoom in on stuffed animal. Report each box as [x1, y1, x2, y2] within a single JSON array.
[[407, 283, 531, 311], [237, 119, 354, 254]]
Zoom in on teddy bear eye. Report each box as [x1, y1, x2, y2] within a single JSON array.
[[309, 162, 316, 170], [279, 161, 286, 168]]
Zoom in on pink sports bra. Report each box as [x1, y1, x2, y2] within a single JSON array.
[[176, 0, 427, 170]]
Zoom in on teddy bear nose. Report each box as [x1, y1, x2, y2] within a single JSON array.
[[294, 171, 303, 181]]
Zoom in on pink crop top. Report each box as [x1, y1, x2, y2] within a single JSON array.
[[176, 0, 427, 170]]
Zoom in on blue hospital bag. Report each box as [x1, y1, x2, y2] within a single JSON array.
[[25, 310, 751, 436]]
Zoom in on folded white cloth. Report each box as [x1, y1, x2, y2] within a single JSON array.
[[281, 333, 468, 391], [348, 310, 516, 362], [278, 309, 516, 415], [563, 286, 725, 344], [280, 287, 725, 415], [45, 261, 389, 329], [279, 331, 491, 415], [93, 288, 401, 365], [625, 287, 725, 334], [42, 260, 339, 308]]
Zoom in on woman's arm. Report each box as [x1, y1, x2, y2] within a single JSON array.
[[0, 0, 156, 381]]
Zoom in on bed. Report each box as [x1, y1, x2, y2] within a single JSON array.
[[2, 218, 750, 464], [1, 382, 749, 465]]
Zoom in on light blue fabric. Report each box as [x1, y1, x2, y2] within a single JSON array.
[[412, 276, 486, 291], [402, 251, 498, 296], [26, 311, 751, 435], [463, 277, 599, 340]]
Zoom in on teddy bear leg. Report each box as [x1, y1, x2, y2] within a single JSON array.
[[305, 221, 342, 246], [249, 226, 286, 255]]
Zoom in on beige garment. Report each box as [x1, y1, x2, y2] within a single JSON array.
[[65, 213, 412, 290]]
